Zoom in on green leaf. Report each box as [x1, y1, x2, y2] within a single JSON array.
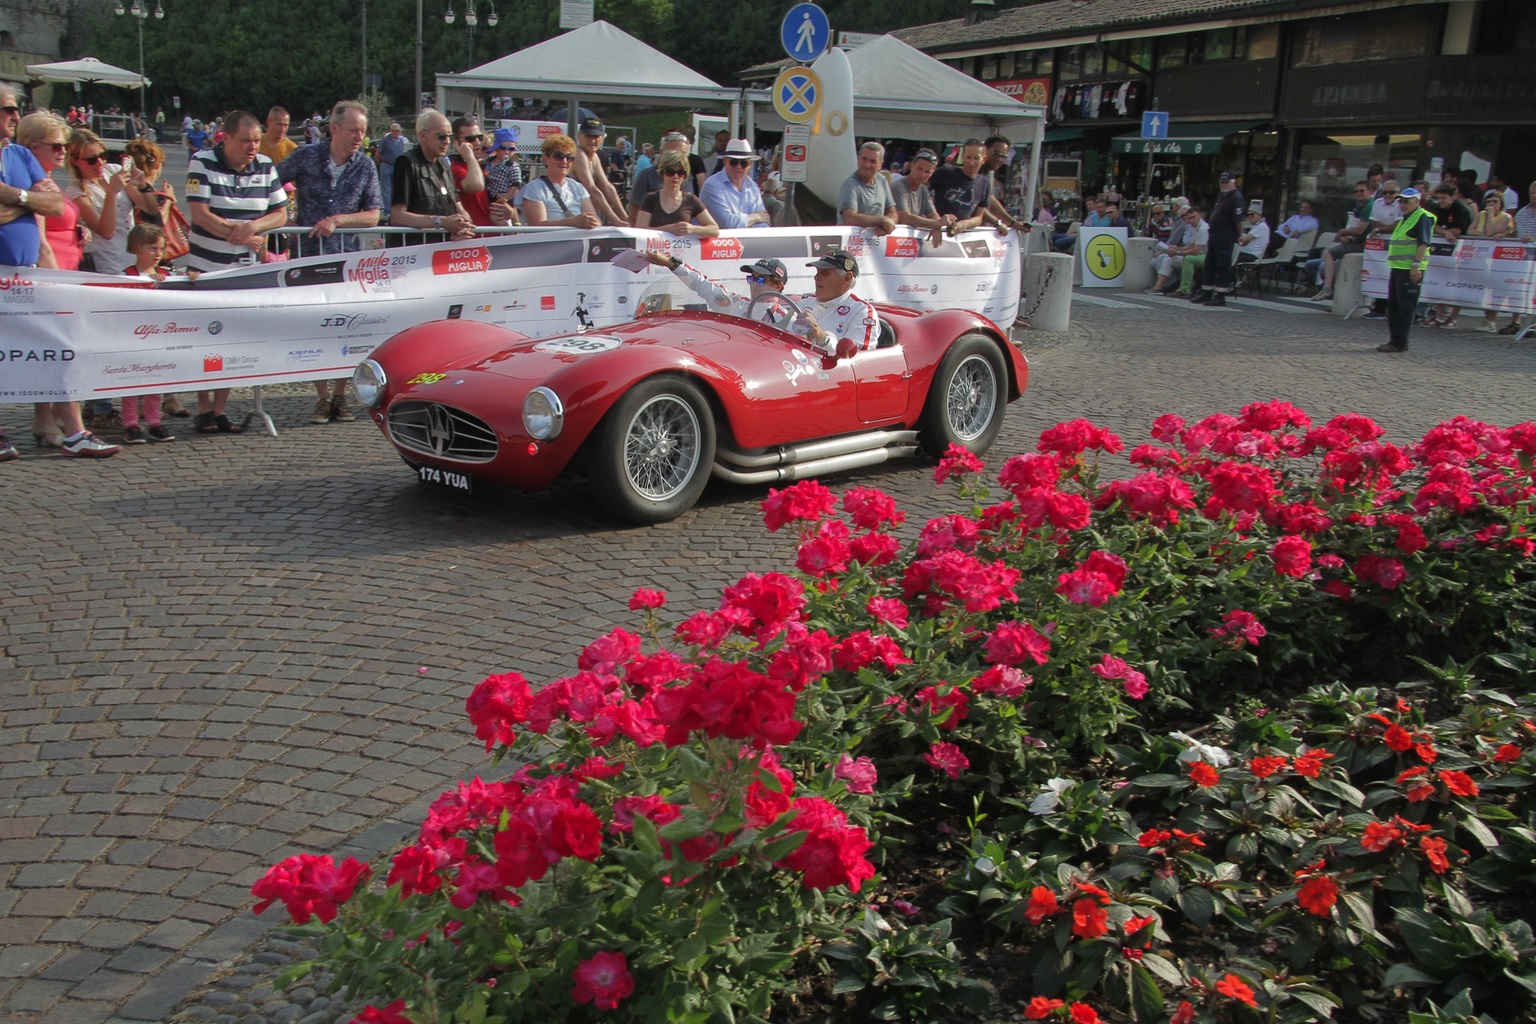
[[1141, 952, 1184, 988], [1461, 814, 1500, 851], [832, 975, 868, 994], [1288, 989, 1339, 1018], [1382, 963, 1442, 987], [1178, 886, 1216, 929], [1130, 963, 1165, 1022], [657, 815, 709, 842], [761, 830, 808, 860], [630, 813, 664, 859]]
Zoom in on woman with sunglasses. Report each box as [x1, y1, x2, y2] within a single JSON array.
[[1468, 191, 1517, 333], [517, 134, 600, 229], [633, 150, 718, 238], [16, 113, 121, 457], [65, 128, 160, 276]]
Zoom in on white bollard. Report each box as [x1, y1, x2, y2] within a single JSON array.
[[1122, 237, 1157, 292], [1333, 252, 1365, 315], [1025, 252, 1073, 332]]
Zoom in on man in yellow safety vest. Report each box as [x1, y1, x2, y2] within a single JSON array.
[[1377, 186, 1435, 354]]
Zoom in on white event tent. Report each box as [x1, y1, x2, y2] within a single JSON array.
[[25, 57, 148, 89]]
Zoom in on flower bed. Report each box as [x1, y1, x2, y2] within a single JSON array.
[[254, 403, 1536, 1023]]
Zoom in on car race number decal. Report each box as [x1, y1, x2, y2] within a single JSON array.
[[533, 335, 622, 355]]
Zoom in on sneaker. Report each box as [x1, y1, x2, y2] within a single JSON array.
[[0, 433, 17, 462], [330, 394, 355, 423], [1476, 321, 1499, 333], [61, 431, 121, 457], [1363, 310, 1388, 321], [1498, 322, 1521, 336], [1309, 290, 1332, 302], [146, 424, 175, 443], [1376, 343, 1405, 353], [309, 397, 333, 424], [90, 410, 124, 432], [122, 425, 148, 445]]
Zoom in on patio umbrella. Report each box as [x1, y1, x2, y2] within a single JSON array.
[[25, 57, 148, 89]]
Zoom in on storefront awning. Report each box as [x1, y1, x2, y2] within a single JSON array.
[[1043, 127, 1083, 143], [1110, 120, 1266, 156]]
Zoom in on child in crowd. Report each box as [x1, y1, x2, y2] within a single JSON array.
[[120, 225, 175, 444]]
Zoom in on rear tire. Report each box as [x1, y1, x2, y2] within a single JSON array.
[[588, 377, 716, 524], [919, 333, 1007, 458]]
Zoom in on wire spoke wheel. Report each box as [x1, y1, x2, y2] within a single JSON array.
[[946, 354, 1000, 443], [624, 394, 702, 501]]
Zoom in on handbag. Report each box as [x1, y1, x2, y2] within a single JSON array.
[[136, 190, 191, 260]]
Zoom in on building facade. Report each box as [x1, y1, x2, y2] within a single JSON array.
[[894, 0, 1536, 227], [0, 0, 74, 103]]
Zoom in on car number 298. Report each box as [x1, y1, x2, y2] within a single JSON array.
[[419, 465, 472, 492], [534, 335, 621, 355]]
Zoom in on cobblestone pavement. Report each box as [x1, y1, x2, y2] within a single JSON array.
[[2, 288, 1533, 1024]]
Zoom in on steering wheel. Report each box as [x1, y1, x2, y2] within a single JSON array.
[[745, 290, 807, 331]]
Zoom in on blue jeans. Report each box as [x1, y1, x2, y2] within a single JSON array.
[[380, 167, 394, 220]]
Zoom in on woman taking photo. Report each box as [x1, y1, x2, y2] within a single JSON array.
[[633, 150, 719, 237], [17, 113, 120, 457], [65, 128, 160, 275]]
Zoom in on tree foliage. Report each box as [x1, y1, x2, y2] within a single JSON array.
[[77, 0, 975, 122]]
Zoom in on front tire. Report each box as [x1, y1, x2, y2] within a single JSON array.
[[919, 333, 1008, 458], [589, 377, 716, 524]]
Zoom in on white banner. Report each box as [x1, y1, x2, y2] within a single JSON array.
[[0, 226, 1021, 403], [1360, 237, 1536, 313]]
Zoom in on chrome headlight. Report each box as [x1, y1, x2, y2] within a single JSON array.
[[353, 358, 386, 410], [522, 386, 564, 441]]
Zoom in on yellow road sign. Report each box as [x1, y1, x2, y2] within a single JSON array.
[[772, 67, 822, 125]]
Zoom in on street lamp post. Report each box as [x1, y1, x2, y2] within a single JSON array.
[[112, 0, 162, 123], [443, 0, 497, 70]]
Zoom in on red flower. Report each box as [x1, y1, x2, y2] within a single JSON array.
[[865, 596, 909, 629], [923, 741, 969, 779], [832, 753, 878, 795], [1068, 1003, 1102, 1024], [351, 1002, 414, 1024], [1493, 744, 1523, 764], [1438, 769, 1480, 798], [1187, 761, 1221, 787], [1209, 608, 1266, 647], [1138, 828, 1172, 850], [1296, 874, 1339, 917], [252, 854, 372, 925], [1382, 724, 1414, 752], [1361, 820, 1404, 853], [1055, 567, 1121, 607], [1353, 553, 1409, 590], [1038, 417, 1124, 457], [1024, 886, 1061, 924], [1420, 835, 1451, 874], [627, 587, 666, 610], [465, 672, 532, 751], [1091, 654, 1149, 700], [1271, 535, 1314, 577], [1249, 755, 1289, 778], [935, 443, 986, 482], [1124, 914, 1157, 935], [761, 480, 837, 531], [983, 620, 1052, 666], [1215, 973, 1259, 1008], [1024, 996, 1064, 1019], [774, 797, 876, 892], [917, 683, 971, 730], [1398, 765, 1436, 802], [1070, 896, 1109, 939], [842, 486, 905, 530], [1170, 1000, 1196, 1024], [570, 951, 635, 1010], [1293, 748, 1334, 778]]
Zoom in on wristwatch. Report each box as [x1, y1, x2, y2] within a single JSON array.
[[16, 190, 28, 208], [669, 255, 682, 269], [432, 215, 443, 229]]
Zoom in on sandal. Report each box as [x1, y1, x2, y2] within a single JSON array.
[[214, 414, 243, 434], [162, 398, 191, 418], [194, 411, 219, 434]]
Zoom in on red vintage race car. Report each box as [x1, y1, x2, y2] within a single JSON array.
[[352, 292, 1029, 524]]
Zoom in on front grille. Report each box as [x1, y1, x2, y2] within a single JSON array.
[[387, 401, 499, 463]]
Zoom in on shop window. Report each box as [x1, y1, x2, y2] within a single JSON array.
[[1059, 45, 1082, 82], [1083, 46, 1103, 77], [1036, 51, 1054, 75], [0, 30, 14, 50], [1293, 12, 1432, 66], [1474, 0, 1536, 54], [981, 55, 999, 80], [997, 51, 1015, 79], [1202, 28, 1234, 62], [1248, 24, 1279, 60], [1294, 131, 1424, 230], [1157, 34, 1187, 70]]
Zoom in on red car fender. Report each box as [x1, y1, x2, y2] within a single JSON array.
[[876, 306, 1029, 411]]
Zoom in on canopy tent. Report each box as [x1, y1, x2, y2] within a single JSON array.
[[435, 20, 738, 110], [748, 35, 1043, 142], [25, 57, 148, 89]]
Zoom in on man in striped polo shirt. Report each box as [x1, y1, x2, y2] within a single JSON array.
[[185, 110, 290, 433]]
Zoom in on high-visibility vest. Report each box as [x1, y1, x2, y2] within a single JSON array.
[[1387, 206, 1434, 271]]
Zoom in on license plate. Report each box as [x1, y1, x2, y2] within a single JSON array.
[[418, 465, 473, 493]]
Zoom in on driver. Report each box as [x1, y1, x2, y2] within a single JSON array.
[[645, 251, 795, 325], [645, 247, 878, 360]]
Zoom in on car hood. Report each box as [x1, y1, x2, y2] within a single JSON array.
[[468, 315, 753, 382]]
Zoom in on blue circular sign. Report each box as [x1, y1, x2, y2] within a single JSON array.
[[781, 3, 831, 63]]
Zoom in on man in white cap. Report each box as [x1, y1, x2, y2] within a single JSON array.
[[699, 139, 770, 229]]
